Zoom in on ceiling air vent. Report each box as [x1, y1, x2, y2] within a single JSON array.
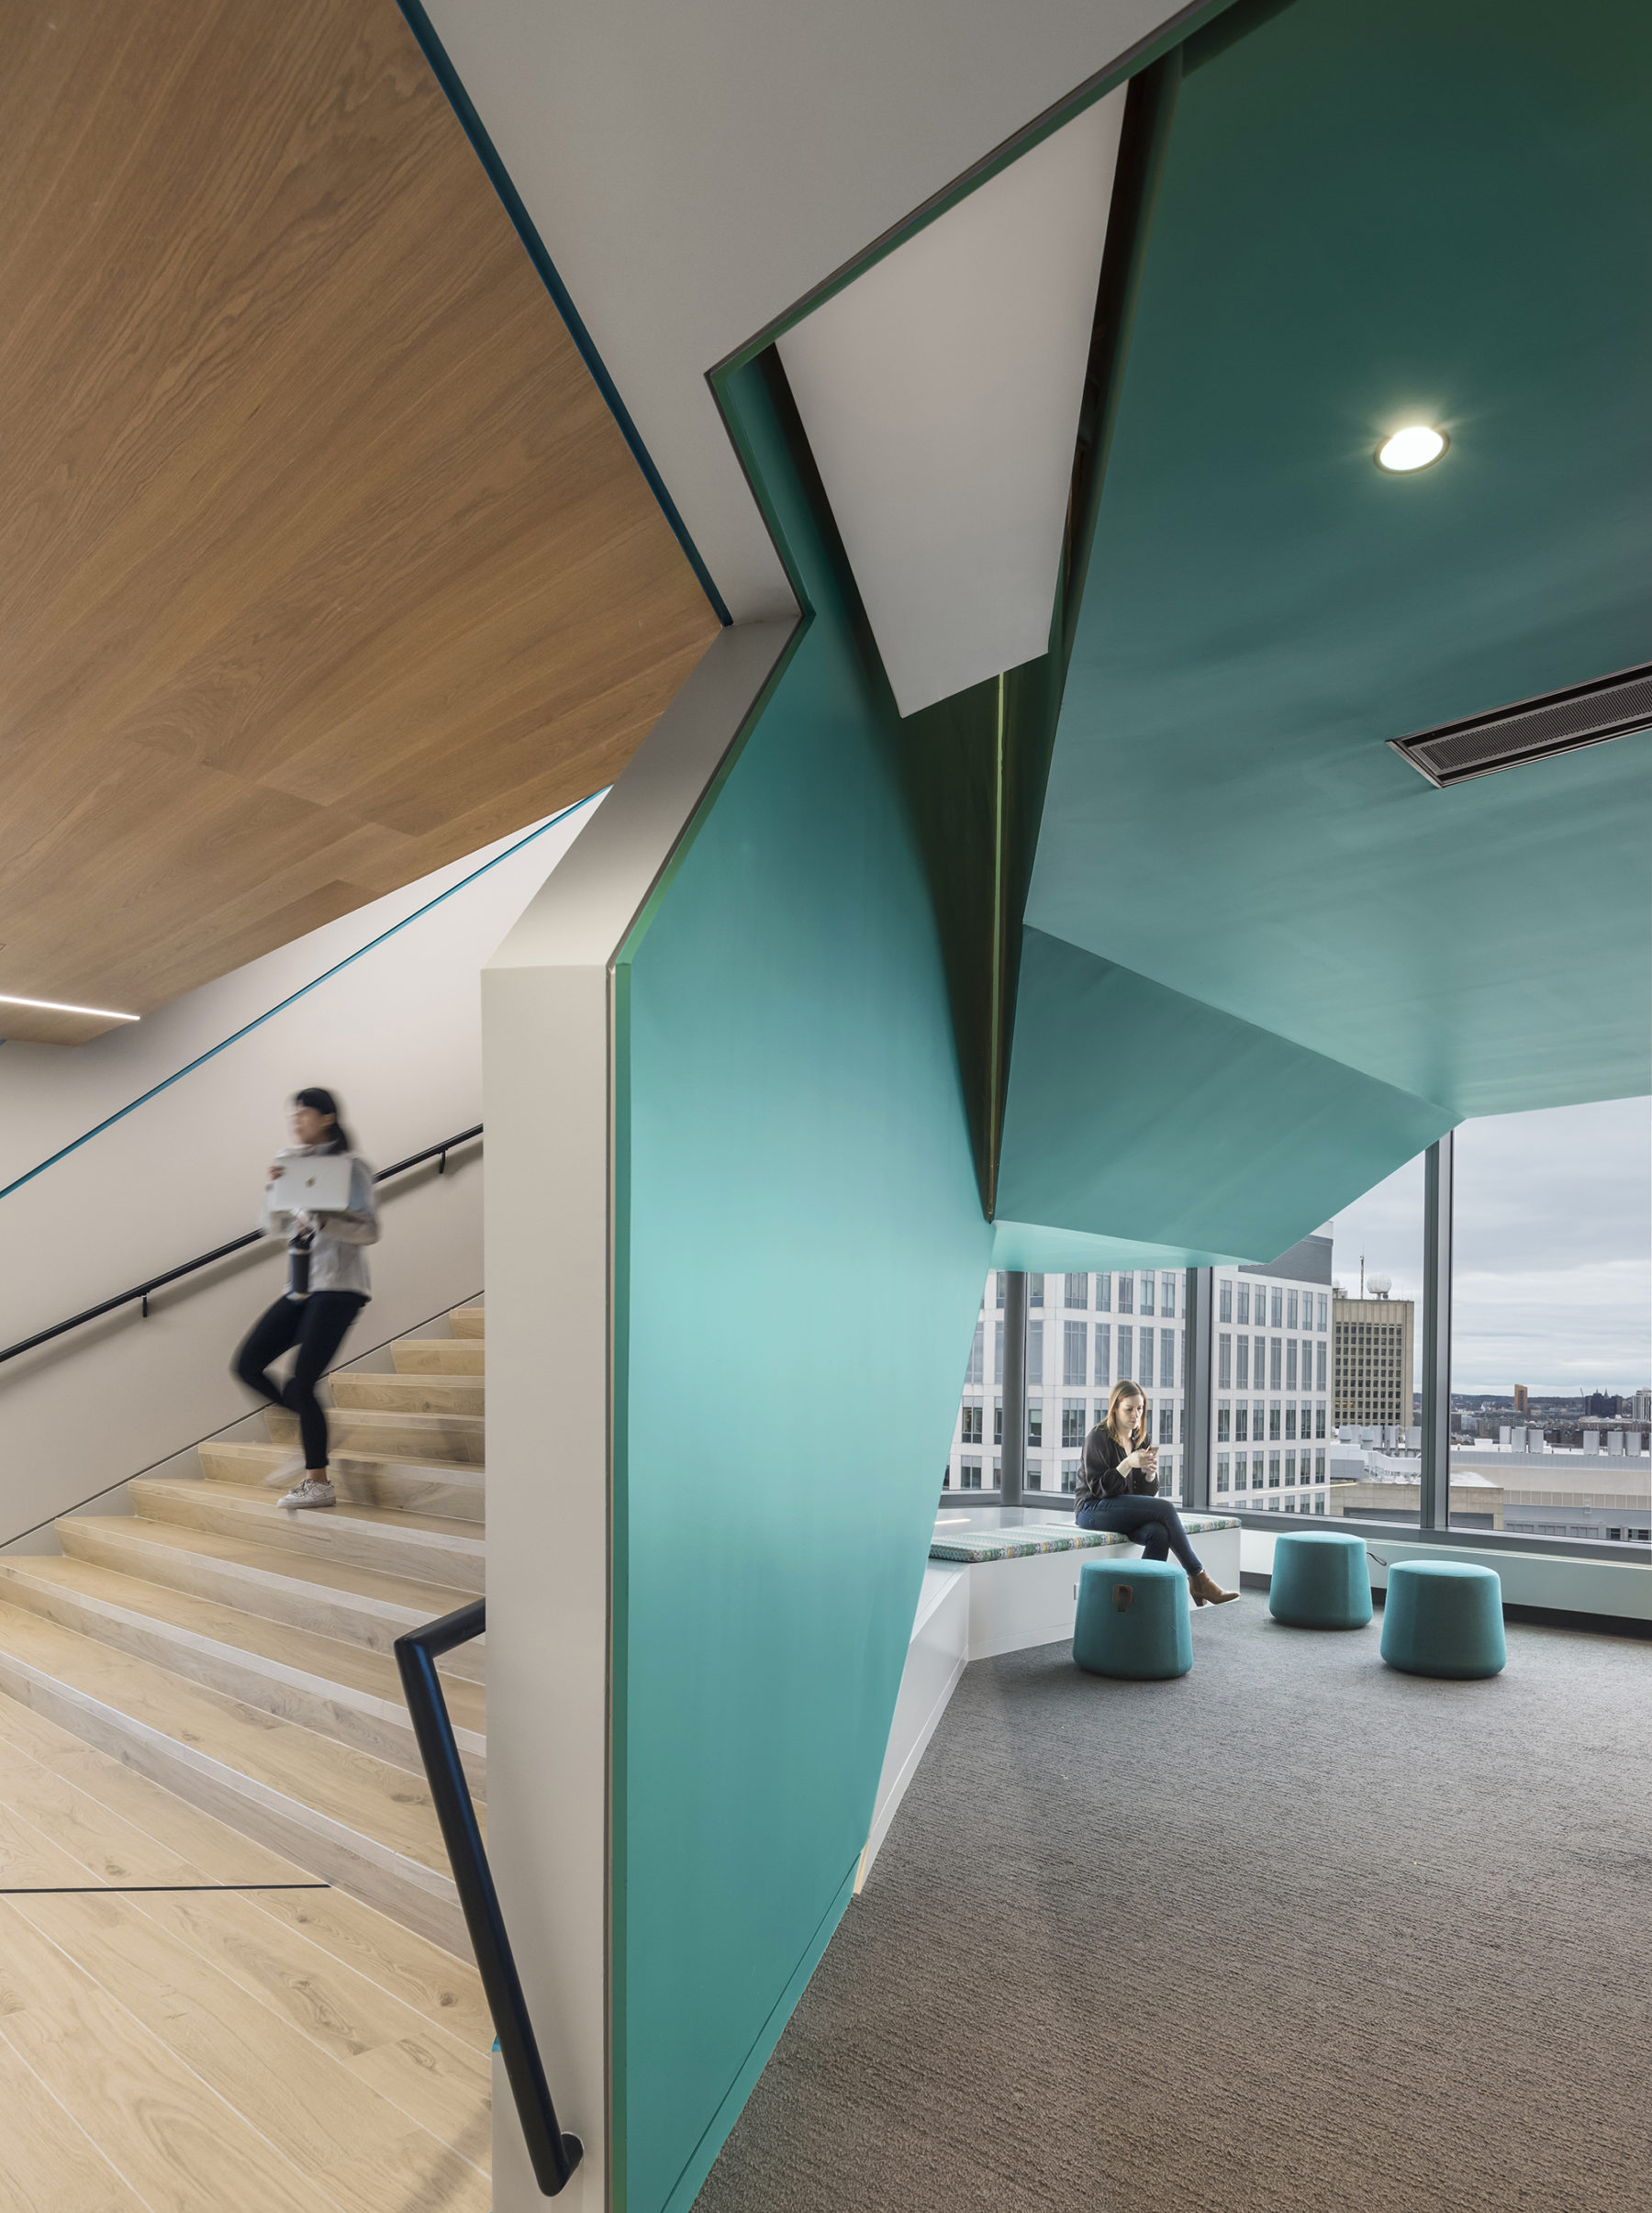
[[1388, 660, 1652, 788]]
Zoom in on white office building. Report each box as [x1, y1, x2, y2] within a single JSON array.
[[1212, 1234, 1334, 1514], [948, 1268, 1190, 1497], [946, 1235, 1334, 1511]]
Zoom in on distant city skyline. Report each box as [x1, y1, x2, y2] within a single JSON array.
[[1321, 1096, 1651, 1395]]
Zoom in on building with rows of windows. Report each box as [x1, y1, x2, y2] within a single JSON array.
[[947, 1267, 1189, 1496], [947, 1235, 1339, 1514], [1212, 1235, 1334, 1512], [1333, 1289, 1417, 1427]]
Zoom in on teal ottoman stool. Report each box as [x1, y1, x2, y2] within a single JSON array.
[[1268, 1529, 1373, 1628], [1379, 1560, 1506, 1679], [1073, 1559, 1192, 1680]]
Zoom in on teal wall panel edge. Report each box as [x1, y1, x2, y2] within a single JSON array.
[[997, 927, 1455, 1259], [655, 1858, 859, 2213], [991, 1219, 1245, 1273], [608, 353, 993, 2210]]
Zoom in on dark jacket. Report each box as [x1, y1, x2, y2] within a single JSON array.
[[1076, 1424, 1159, 1514]]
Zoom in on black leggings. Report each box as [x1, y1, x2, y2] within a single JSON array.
[[1076, 1493, 1204, 1576], [232, 1292, 365, 1470]]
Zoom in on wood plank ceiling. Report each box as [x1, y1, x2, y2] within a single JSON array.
[[0, 0, 720, 1045]]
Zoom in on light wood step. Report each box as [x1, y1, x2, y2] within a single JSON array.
[[0, 1725, 210, 1889], [64, 1883, 492, 2166], [0, 1894, 330, 2213], [131, 1480, 486, 1594], [267, 1402, 486, 1466], [333, 1370, 485, 1417], [2, 1892, 491, 2213], [0, 1602, 471, 1951], [59, 1516, 486, 1682], [0, 1982, 156, 2213], [0, 1555, 486, 1794], [0, 1692, 493, 2193], [0, 1693, 491, 2039], [448, 1305, 485, 1339], [200, 1437, 486, 1524], [392, 1337, 485, 1375], [0, 1687, 323, 1886]]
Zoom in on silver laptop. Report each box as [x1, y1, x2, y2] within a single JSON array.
[[268, 1150, 355, 1213]]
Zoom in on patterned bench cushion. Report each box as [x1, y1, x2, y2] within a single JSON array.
[[929, 1515, 1240, 1565]]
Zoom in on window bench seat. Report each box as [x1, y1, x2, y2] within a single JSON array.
[[926, 1507, 1241, 1660]]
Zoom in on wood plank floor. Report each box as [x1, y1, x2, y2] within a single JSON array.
[[0, 1693, 489, 2212]]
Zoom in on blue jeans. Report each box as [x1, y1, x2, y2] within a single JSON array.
[[1076, 1494, 1204, 1576]]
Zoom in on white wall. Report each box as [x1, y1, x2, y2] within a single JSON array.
[[483, 625, 793, 2209], [423, 0, 1200, 617], [0, 800, 597, 1549]]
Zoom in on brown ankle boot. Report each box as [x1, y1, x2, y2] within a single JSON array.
[[1189, 1568, 1239, 1607]]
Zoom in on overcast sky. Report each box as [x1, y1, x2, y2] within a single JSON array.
[[1320, 1095, 1651, 1397]]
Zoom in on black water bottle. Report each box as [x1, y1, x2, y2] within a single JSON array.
[[286, 1227, 315, 1302]]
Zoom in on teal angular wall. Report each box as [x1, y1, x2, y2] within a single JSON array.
[[995, 926, 1454, 1262], [608, 361, 992, 2212]]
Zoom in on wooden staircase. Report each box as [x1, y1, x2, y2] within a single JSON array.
[[0, 1303, 487, 1956]]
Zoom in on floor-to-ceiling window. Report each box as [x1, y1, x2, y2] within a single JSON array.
[[1450, 1099, 1651, 1543], [1215, 1157, 1425, 1526]]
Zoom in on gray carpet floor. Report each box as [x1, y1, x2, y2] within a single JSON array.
[[694, 1596, 1652, 2213]]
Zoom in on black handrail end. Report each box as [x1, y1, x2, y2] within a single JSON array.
[[394, 1597, 584, 2197]]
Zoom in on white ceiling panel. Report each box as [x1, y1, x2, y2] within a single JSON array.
[[419, 3, 1207, 620], [777, 94, 1124, 717]]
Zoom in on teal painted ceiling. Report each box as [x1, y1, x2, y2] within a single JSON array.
[[1027, 0, 1652, 1123]]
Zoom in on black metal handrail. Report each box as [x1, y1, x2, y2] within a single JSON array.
[[0, 1124, 482, 1369], [395, 1600, 584, 2196]]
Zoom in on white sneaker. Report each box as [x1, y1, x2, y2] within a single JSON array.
[[279, 1477, 336, 1511], [263, 1453, 306, 1490]]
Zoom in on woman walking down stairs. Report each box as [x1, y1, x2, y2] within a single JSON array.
[[0, 1302, 488, 1959]]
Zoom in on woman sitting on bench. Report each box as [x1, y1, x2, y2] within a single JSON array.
[[1076, 1381, 1237, 1606]]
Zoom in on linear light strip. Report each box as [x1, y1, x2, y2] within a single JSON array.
[[0, 793, 597, 1201], [0, 992, 140, 1022]]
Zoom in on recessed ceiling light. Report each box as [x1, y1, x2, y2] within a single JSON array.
[[0, 992, 140, 1022], [1377, 424, 1447, 473]]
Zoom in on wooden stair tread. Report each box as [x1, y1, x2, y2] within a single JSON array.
[[198, 1441, 486, 1527], [205, 1437, 486, 1486], [0, 1602, 465, 1878], [0, 1695, 489, 2032], [392, 1338, 486, 1374], [3, 1893, 490, 2213], [0, 1726, 210, 1889], [62, 1514, 479, 1620], [333, 1372, 485, 1414], [134, 1478, 487, 1549], [266, 1403, 485, 1464], [0, 1555, 486, 1738], [95, 1884, 491, 2152], [1, 1305, 492, 1955], [0, 1995, 155, 2212], [268, 1404, 486, 1437], [0, 1690, 318, 1886], [0, 1896, 340, 2213]]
